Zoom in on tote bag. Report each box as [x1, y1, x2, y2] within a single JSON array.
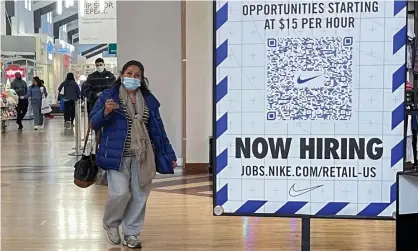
[[59, 96, 65, 111], [40, 87, 52, 114], [41, 97, 52, 114]]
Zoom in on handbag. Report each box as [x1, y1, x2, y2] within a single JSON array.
[[59, 96, 65, 111], [73, 127, 99, 188]]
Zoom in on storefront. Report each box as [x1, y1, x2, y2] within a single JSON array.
[[35, 34, 55, 103]]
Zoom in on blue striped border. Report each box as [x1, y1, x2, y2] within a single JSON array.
[[235, 200, 267, 214], [215, 3, 228, 30], [216, 184, 228, 206], [393, 25, 407, 55], [213, 0, 405, 217], [214, 2, 230, 209], [275, 202, 307, 215], [394, 0, 407, 16], [316, 202, 350, 216], [367, 0, 407, 217], [392, 64, 406, 92]]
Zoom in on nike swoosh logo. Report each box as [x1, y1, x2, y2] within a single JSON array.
[[297, 75, 321, 84], [289, 184, 324, 197]]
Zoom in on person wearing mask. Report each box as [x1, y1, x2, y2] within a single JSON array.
[[26, 76, 48, 130], [58, 73, 81, 129], [82, 58, 115, 115], [90, 60, 177, 249], [10, 72, 28, 130]]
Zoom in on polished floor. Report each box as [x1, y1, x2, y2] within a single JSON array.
[[1, 118, 395, 251]]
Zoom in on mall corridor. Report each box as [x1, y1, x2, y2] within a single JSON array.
[[0, 118, 395, 251]]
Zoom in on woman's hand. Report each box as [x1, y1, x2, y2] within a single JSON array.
[[104, 99, 119, 116], [172, 161, 177, 169]]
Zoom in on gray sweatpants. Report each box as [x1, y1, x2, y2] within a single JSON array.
[[103, 157, 151, 236], [31, 100, 43, 126]]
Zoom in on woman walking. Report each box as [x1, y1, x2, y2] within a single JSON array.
[[58, 73, 80, 129], [26, 76, 47, 130], [90, 60, 177, 249]]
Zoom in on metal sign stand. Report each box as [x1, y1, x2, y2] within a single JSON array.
[[68, 100, 83, 156], [301, 217, 310, 251], [72, 98, 88, 150]]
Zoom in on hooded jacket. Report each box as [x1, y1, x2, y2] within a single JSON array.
[[58, 80, 81, 101], [10, 79, 28, 97]]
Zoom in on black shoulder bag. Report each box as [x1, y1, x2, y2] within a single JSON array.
[[74, 127, 99, 188]]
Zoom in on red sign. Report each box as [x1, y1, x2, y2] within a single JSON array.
[[64, 55, 71, 67], [5, 65, 25, 79]]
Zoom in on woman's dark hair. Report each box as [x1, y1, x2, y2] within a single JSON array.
[[116, 60, 149, 91], [32, 76, 44, 87], [66, 72, 75, 81]]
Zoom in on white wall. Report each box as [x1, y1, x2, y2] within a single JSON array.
[[185, 1, 213, 164], [117, 1, 182, 159]]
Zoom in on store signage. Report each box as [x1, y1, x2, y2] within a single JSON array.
[[213, 1, 406, 218], [58, 48, 70, 54], [78, 0, 116, 44], [63, 55, 71, 67], [47, 41, 55, 53], [5, 66, 25, 79], [108, 43, 117, 55]]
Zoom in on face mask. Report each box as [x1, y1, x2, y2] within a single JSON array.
[[122, 77, 141, 90], [96, 66, 104, 73]]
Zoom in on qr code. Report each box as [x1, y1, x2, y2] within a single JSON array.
[[266, 37, 353, 120]]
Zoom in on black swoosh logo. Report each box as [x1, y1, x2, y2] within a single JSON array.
[[297, 75, 321, 84], [289, 184, 324, 197]]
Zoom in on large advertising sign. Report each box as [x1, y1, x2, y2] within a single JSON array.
[[213, 1, 406, 218], [78, 0, 116, 44]]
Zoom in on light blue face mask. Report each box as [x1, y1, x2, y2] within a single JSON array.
[[122, 77, 141, 90]]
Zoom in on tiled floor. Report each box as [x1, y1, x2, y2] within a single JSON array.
[[1, 118, 396, 250]]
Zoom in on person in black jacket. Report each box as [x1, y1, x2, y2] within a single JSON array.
[[58, 73, 81, 129], [81, 58, 116, 115], [10, 72, 28, 130]]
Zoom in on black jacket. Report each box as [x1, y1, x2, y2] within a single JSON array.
[[81, 70, 116, 103], [58, 80, 81, 101], [10, 79, 28, 97]]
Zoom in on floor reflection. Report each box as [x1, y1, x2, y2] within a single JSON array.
[[1, 118, 396, 251]]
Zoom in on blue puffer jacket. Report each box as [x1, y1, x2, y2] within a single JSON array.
[[89, 83, 176, 174]]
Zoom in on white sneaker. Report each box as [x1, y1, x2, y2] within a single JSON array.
[[34, 126, 39, 130], [38, 125, 43, 130]]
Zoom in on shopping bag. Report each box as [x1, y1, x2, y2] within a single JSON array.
[[41, 98, 52, 114], [59, 96, 65, 111]]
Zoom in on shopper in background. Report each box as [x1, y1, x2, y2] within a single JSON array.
[[10, 72, 28, 130], [82, 58, 116, 115], [41, 79, 54, 119], [58, 73, 80, 129], [26, 76, 48, 130], [90, 60, 177, 249]]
